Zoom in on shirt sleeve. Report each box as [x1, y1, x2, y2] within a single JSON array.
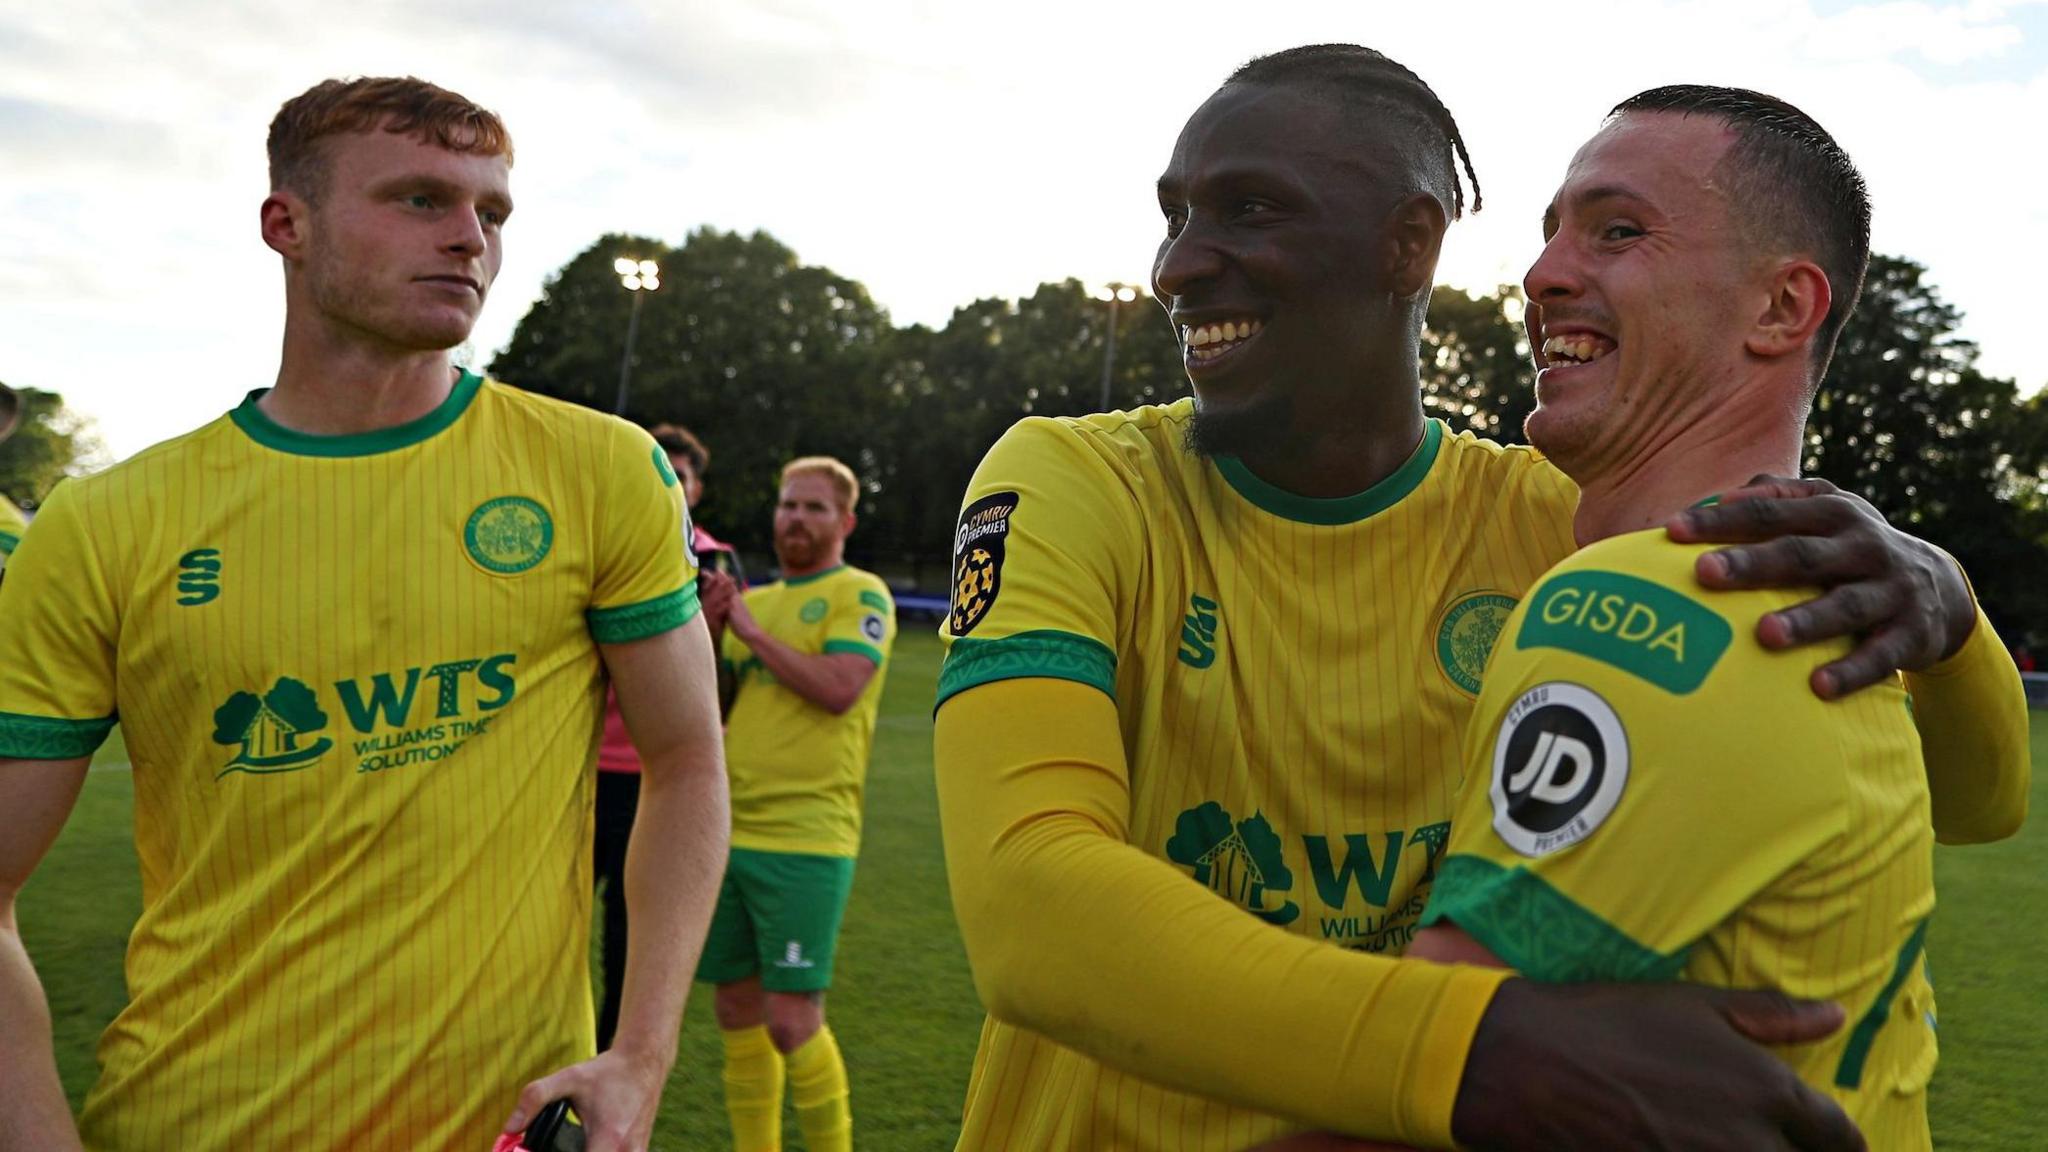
[[823, 574, 896, 667], [0, 499, 26, 576], [1422, 561, 1852, 981], [0, 480, 120, 758], [1905, 604, 2030, 844], [937, 676, 1510, 1144], [935, 418, 1142, 707], [587, 420, 701, 645]]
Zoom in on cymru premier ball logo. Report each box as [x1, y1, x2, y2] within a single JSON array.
[[950, 491, 1016, 637], [212, 676, 334, 777], [1435, 591, 1517, 695], [465, 496, 554, 575]]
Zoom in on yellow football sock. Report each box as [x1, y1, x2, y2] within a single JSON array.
[[720, 1024, 785, 1152], [785, 1025, 851, 1152]]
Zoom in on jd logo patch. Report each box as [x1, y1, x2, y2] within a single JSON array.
[[176, 548, 223, 606], [1166, 802, 1300, 925], [1435, 591, 1517, 695], [212, 676, 334, 777], [950, 491, 1016, 636], [465, 496, 554, 575], [1489, 681, 1630, 857]]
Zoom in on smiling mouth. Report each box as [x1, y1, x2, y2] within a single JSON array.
[[1180, 318, 1264, 363], [1541, 333, 1617, 367]]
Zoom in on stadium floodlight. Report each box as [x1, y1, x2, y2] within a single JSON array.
[[613, 256, 662, 413]]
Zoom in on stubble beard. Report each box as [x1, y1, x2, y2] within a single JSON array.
[[1183, 389, 1296, 460]]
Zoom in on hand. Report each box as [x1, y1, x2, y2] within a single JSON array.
[[1665, 475, 1973, 698], [720, 580, 762, 643], [698, 571, 736, 638], [503, 1048, 668, 1152], [1453, 980, 1862, 1152]]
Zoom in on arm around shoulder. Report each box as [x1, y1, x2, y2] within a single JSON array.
[[1906, 605, 2030, 844]]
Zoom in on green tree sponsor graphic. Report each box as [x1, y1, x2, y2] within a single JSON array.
[[212, 677, 334, 775], [1166, 802, 1298, 925]]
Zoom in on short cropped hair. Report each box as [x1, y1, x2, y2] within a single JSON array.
[[268, 76, 512, 200], [1611, 85, 1870, 378], [781, 456, 859, 513], [648, 423, 710, 477]]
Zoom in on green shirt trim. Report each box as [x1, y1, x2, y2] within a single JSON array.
[[1214, 419, 1443, 526], [588, 583, 703, 644], [0, 711, 117, 759], [781, 564, 848, 588], [0, 530, 17, 555], [230, 371, 483, 458], [1421, 855, 1689, 983], [858, 589, 892, 613], [823, 639, 885, 666], [936, 628, 1116, 708]]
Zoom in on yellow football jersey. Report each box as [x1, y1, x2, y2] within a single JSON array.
[[0, 495, 26, 574], [936, 403, 1579, 1150], [722, 565, 897, 857], [0, 372, 699, 1151], [1422, 529, 1935, 1149]]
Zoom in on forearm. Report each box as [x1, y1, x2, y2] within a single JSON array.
[[609, 749, 731, 1064], [937, 680, 1506, 1145], [1906, 605, 2031, 844], [0, 915, 83, 1151], [731, 625, 867, 713]]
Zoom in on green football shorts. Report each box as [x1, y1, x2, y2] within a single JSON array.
[[696, 847, 857, 992]]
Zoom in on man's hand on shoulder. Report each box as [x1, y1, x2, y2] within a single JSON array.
[[1666, 474, 1972, 698], [1454, 980, 1864, 1152]]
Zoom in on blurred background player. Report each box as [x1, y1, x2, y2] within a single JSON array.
[[0, 77, 728, 1152], [695, 456, 897, 1152], [0, 384, 26, 579], [1407, 84, 2029, 1151], [934, 43, 2016, 1152], [592, 420, 744, 1052]]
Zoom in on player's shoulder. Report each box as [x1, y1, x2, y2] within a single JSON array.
[[1435, 423, 1576, 501], [986, 399, 1194, 476], [478, 378, 653, 448], [45, 411, 242, 511], [835, 564, 892, 597]]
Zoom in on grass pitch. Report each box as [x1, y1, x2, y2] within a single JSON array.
[[22, 632, 2047, 1145]]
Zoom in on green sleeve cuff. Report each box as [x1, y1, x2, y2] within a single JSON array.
[[0, 711, 117, 759], [935, 628, 1116, 709], [1421, 855, 1688, 983], [0, 531, 19, 555], [588, 582, 702, 644], [822, 639, 885, 666]]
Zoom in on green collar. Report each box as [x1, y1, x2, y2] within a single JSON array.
[[231, 370, 482, 458], [1215, 419, 1443, 526], [781, 564, 847, 587]]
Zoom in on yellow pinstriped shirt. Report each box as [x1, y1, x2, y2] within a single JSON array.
[[0, 373, 699, 1151], [0, 495, 26, 574], [1424, 530, 1937, 1150], [936, 403, 1579, 1149]]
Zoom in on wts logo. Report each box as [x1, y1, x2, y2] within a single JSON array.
[[212, 677, 333, 776], [211, 655, 519, 779], [1166, 802, 1298, 925], [1178, 594, 1220, 668], [177, 549, 222, 606]]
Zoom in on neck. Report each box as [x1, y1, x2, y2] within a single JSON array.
[[1229, 355, 1427, 499], [263, 307, 461, 435], [1570, 388, 1805, 546], [780, 547, 845, 581]]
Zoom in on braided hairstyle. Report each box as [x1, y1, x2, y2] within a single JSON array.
[[1228, 44, 1481, 219]]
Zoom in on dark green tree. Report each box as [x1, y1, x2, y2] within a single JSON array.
[[212, 691, 265, 747], [264, 677, 329, 745], [1418, 285, 1534, 444], [0, 386, 92, 507]]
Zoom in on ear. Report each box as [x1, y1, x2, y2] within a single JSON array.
[[260, 191, 310, 262], [1746, 260, 1831, 361], [1385, 192, 1449, 298]]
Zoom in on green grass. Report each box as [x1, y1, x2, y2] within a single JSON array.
[[20, 636, 2048, 1146]]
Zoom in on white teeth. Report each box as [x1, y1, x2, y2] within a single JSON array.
[[1181, 319, 1262, 352], [1541, 333, 1614, 364]]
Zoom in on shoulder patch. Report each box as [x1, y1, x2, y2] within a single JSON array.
[[950, 491, 1017, 636], [1435, 591, 1517, 695], [1516, 570, 1731, 694], [1489, 681, 1629, 857]]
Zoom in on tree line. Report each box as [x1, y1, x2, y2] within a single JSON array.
[[6, 226, 2044, 646]]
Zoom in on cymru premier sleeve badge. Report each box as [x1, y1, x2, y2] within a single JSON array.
[[949, 491, 1017, 636]]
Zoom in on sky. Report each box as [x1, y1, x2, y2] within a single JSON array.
[[3, 0, 2044, 464]]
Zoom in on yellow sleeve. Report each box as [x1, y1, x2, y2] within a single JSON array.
[[0, 498, 25, 575], [1904, 605, 2030, 844], [823, 574, 896, 667], [0, 480, 121, 758], [937, 418, 1140, 704], [937, 677, 1510, 1145], [1422, 562, 1849, 977], [587, 421, 699, 644]]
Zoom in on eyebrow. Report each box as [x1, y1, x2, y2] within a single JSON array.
[[372, 172, 514, 214], [1543, 182, 1650, 234]]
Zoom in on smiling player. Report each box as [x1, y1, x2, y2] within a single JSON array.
[[0, 77, 728, 1152]]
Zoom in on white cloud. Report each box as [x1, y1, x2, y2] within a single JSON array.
[[0, 0, 2042, 461]]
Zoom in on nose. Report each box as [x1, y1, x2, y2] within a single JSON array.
[[443, 204, 488, 258], [1522, 232, 1583, 306], [1152, 215, 1226, 302]]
